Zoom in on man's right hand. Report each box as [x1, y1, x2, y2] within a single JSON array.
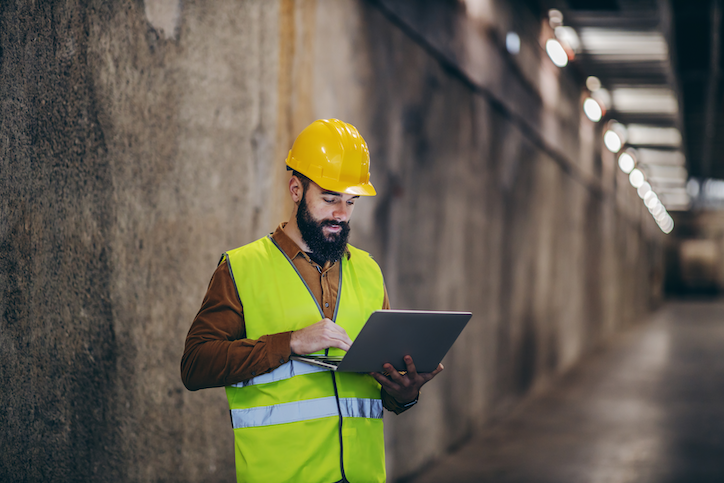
[[290, 318, 353, 354]]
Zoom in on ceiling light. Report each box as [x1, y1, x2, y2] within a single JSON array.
[[506, 32, 521, 54], [549, 9, 563, 28], [686, 179, 700, 197], [629, 168, 645, 188], [644, 191, 659, 209], [583, 98, 603, 122], [618, 152, 635, 173], [592, 88, 612, 109], [555, 26, 581, 52], [586, 76, 601, 91], [658, 216, 674, 234], [604, 130, 622, 152], [546, 39, 568, 67], [637, 182, 651, 198]]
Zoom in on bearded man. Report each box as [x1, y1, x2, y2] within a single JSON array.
[[181, 119, 442, 483]]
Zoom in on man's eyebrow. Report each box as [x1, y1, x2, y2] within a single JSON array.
[[321, 191, 360, 200]]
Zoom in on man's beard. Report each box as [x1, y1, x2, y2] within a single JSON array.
[[297, 194, 351, 263]]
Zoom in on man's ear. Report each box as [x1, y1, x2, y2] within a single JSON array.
[[289, 176, 303, 204]]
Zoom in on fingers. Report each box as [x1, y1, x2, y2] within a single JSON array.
[[328, 335, 352, 352], [383, 363, 406, 384], [324, 320, 352, 351], [372, 359, 445, 406], [370, 371, 397, 390], [290, 318, 353, 354], [403, 355, 418, 377]]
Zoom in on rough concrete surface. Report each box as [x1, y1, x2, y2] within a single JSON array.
[[1, 0, 665, 481]]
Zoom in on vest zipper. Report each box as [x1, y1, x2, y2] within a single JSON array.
[[331, 260, 347, 481], [331, 371, 348, 483]]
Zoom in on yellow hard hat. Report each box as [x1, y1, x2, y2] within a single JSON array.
[[286, 119, 376, 196]]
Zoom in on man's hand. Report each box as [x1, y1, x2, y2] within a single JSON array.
[[290, 318, 353, 354], [370, 355, 443, 405]]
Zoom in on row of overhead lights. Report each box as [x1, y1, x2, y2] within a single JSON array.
[[542, 9, 674, 235], [605, 125, 674, 234]]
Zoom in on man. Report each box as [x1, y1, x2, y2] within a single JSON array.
[[181, 119, 442, 483]]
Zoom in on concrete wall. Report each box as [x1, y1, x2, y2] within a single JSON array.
[[0, 0, 665, 481]]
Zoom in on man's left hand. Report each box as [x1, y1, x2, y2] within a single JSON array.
[[370, 355, 443, 406]]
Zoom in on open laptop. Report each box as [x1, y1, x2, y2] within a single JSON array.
[[290, 309, 472, 373]]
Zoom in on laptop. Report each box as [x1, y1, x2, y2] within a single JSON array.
[[290, 309, 472, 373]]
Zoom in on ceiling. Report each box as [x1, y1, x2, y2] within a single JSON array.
[[551, 0, 722, 210]]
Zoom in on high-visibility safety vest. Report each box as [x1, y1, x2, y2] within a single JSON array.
[[223, 235, 386, 483]]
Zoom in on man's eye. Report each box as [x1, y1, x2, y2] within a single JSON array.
[[324, 198, 335, 204]]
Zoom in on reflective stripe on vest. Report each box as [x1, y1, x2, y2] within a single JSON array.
[[230, 397, 383, 429], [230, 359, 329, 388]]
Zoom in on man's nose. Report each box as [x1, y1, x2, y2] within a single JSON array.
[[333, 204, 351, 222]]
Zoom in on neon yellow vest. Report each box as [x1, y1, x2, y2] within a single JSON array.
[[224, 235, 386, 483]]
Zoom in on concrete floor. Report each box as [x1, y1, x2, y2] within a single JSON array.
[[404, 301, 724, 483]]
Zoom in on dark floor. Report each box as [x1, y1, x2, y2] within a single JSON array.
[[406, 301, 724, 483]]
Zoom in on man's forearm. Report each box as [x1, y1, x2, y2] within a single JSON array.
[[181, 332, 292, 390]]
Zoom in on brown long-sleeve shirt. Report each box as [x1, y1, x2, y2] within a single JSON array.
[[181, 223, 409, 413]]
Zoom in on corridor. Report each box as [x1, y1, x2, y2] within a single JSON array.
[[407, 302, 724, 483]]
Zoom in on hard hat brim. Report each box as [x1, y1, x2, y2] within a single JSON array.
[[295, 168, 376, 196]]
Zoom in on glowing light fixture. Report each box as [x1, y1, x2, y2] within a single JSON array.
[[644, 191, 659, 209], [586, 76, 601, 91], [506, 32, 521, 54], [592, 88, 612, 109], [583, 98, 603, 122], [659, 216, 674, 234], [555, 26, 580, 53], [686, 178, 700, 198], [637, 181, 651, 199], [629, 168, 645, 188], [604, 130, 622, 152], [546, 39, 568, 67], [618, 152, 635, 173], [549, 9, 564, 28]]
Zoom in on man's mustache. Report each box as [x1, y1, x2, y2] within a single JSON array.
[[321, 220, 349, 229]]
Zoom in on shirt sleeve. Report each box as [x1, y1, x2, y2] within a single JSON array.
[[180, 260, 292, 391]]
